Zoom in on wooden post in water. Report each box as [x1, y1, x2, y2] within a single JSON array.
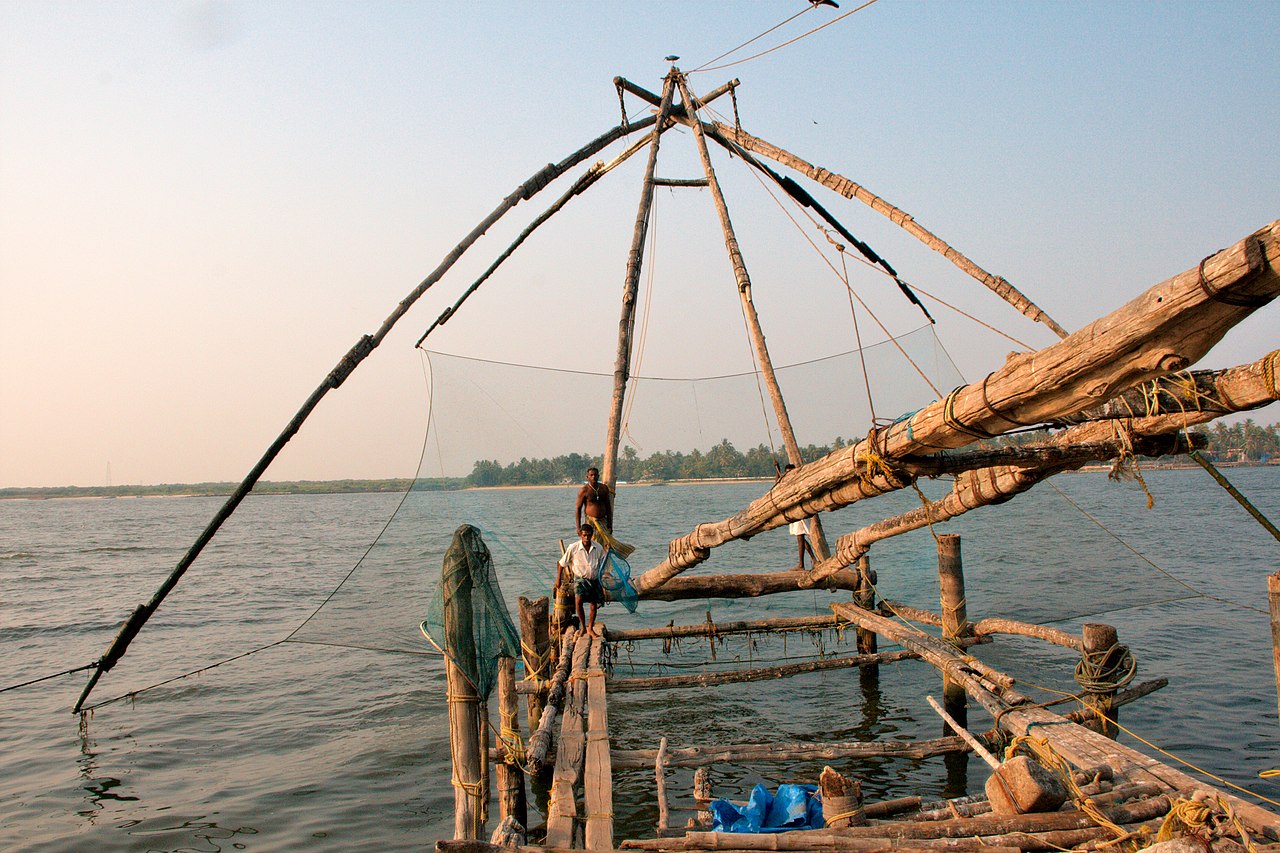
[[518, 596, 550, 732], [855, 555, 877, 656], [937, 534, 969, 797], [1081, 623, 1121, 739], [443, 533, 486, 840], [673, 70, 831, 561], [495, 655, 527, 828], [1270, 572, 1280, 723]]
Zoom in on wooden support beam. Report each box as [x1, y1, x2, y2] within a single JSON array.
[[652, 177, 708, 187], [603, 72, 678, 493], [605, 613, 845, 642], [607, 647, 922, 693], [495, 656, 527, 828], [636, 568, 858, 601], [611, 734, 970, 769], [634, 222, 1279, 594], [518, 596, 551, 733], [526, 627, 579, 771]]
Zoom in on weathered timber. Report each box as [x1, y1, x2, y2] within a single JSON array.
[[636, 569, 859, 601], [937, 535, 969, 753], [820, 766, 866, 828], [603, 72, 678, 493], [443, 530, 485, 840], [607, 647, 940, 693], [613, 76, 740, 115], [584, 636, 614, 851], [652, 178, 709, 187], [655, 736, 670, 833], [610, 735, 971, 769], [970, 617, 1081, 652], [496, 656, 527, 828], [518, 596, 551, 733], [698, 120, 1068, 338], [675, 71, 831, 562], [854, 556, 877, 659], [1080, 623, 1121, 739], [832, 601, 1280, 841], [526, 628, 579, 771], [545, 634, 593, 848], [74, 113, 663, 713], [605, 613, 845, 642], [634, 221, 1280, 593]]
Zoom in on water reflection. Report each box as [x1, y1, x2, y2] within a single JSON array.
[[77, 713, 139, 822]]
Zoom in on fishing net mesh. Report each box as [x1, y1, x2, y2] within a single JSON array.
[[421, 524, 519, 701]]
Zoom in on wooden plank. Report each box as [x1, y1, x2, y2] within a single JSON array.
[[584, 635, 614, 851], [546, 634, 592, 848], [612, 735, 968, 769]]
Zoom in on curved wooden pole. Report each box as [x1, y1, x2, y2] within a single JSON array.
[[72, 115, 660, 713]]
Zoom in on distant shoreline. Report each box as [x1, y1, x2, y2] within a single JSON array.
[[3, 463, 1274, 501]]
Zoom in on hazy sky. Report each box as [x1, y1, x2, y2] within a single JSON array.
[[2, 1, 1277, 488]]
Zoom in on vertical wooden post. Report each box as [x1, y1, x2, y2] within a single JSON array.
[[443, 534, 485, 840], [496, 655, 527, 829], [1270, 572, 1280, 724], [655, 736, 670, 834], [854, 555, 877, 656], [602, 71, 678, 497], [518, 596, 550, 733], [938, 534, 969, 718], [937, 533, 969, 796], [692, 767, 713, 828], [819, 766, 866, 827], [673, 70, 831, 562], [1081, 623, 1120, 739]]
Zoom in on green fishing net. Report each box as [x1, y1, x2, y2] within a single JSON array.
[[421, 524, 520, 700]]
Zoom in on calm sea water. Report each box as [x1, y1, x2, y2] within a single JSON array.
[[2, 469, 1279, 850]]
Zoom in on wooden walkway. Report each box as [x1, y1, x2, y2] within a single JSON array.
[[545, 633, 614, 850]]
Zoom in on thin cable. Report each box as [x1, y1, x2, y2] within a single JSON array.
[[1048, 479, 1267, 615], [1, 662, 97, 695], [842, 250, 878, 425], [696, 0, 883, 74], [739, 156, 944, 396], [690, 5, 815, 73], [908, 282, 1036, 350], [622, 192, 661, 449]]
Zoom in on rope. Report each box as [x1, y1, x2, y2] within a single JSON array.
[[694, 0, 884, 74], [1073, 641, 1137, 694], [1, 661, 97, 695], [1197, 251, 1272, 308]]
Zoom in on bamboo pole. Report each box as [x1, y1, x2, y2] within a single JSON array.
[[605, 613, 845, 642], [854, 556, 877, 660], [636, 568, 859, 601], [937, 535, 969, 750], [699, 120, 1068, 339], [496, 656, 527, 828], [73, 114, 662, 713], [602, 72, 678, 494], [611, 734, 970, 769], [633, 223, 1279, 595], [655, 736, 670, 833], [608, 647, 928, 693], [526, 627, 579, 771], [673, 70, 831, 562]]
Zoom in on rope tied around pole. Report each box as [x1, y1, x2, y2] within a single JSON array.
[[1198, 248, 1272, 308], [1074, 641, 1137, 694]]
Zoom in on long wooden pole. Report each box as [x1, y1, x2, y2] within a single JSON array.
[[699, 121, 1068, 339], [633, 222, 1279, 594], [602, 72, 678, 495], [72, 113, 661, 713], [673, 70, 830, 560]]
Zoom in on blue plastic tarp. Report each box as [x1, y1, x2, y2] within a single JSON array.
[[709, 784, 824, 833]]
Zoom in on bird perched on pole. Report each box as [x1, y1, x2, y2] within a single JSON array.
[[809, 0, 839, 8]]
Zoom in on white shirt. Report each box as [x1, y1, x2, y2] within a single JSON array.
[[559, 540, 606, 581]]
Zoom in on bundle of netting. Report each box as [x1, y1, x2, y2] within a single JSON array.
[[421, 524, 520, 701]]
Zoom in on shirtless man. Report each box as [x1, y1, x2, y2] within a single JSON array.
[[575, 466, 613, 532], [575, 466, 634, 558]]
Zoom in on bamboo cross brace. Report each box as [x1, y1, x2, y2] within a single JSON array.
[[633, 222, 1279, 594]]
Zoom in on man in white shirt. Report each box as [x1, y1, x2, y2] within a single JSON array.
[[558, 523, 607, 637]]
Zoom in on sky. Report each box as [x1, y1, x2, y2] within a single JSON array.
[[1, 1, 1277, 488]]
